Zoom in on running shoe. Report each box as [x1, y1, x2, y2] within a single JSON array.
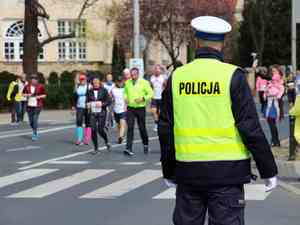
[[106, 143, 112, 151], [123, 149, 134, 156], [144, 145, 149, 154], [118, 137, 123, 144]]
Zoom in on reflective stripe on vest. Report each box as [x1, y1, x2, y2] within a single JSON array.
[[172, 59, 250, 162]]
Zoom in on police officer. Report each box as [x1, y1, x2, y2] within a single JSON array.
[[158, 16, 278, 225]]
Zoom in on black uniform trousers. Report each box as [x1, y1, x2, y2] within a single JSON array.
[[126, 107, 149, 150], [90, 112, 108, 150], [174, 184, 245, 225]]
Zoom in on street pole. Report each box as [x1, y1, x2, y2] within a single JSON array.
[[290, 0, 297, 161], [292, 0, 297, 73], [133, 0, 140, 58]]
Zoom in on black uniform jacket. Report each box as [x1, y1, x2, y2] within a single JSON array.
[[158, 47, 278, 186], [86, 87, 111, 116]]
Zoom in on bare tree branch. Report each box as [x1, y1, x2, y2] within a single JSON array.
[[40, 32, 75, 47], [38, 0, 99, 48], [33, 0, 50, 19], [77, 0, 100, 20]]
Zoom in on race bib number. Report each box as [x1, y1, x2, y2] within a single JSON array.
[[28, 97, 38, 107], [91, 102, 102, 113]]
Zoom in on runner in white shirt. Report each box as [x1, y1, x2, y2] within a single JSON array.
[[103, 73, 115, 128], [150, 64, 167, 131], [111, 77, 127, 144]]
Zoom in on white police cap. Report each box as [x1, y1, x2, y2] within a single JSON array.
[[191, 16, 232, 41]]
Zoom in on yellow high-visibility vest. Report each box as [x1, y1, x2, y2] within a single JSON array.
[[172, 59, 250, 162]]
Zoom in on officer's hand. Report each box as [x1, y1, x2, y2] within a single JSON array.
[[164, 179, 177, 188], [264, 176, 277, 192]]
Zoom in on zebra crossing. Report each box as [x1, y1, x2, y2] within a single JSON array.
[[0, 168, 272, 200]]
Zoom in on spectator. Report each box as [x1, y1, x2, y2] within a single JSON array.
[[265, 66, 285, 147], [256, 68, 269, 114], [6, 74, 27, 124]]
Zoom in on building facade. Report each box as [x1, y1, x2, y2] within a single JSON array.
[[0, 0, 114, 77]]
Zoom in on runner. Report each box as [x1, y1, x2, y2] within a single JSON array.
[[124, 68, 153, 156], [87, 77, 112, 155], [123, 68, 131, 82], [150, 64, 167, 131], [111, 76, 127, 144], [72, 73, 91, 146], [22, 74, 46, 141], [103, 73, 115, 129]]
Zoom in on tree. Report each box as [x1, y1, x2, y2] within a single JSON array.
[[116, 0, 237, 68], [238, 0, 291, 67], [116, 0, 191, 68], [112, 39, 126, 78], [23, 0, 100, 77]]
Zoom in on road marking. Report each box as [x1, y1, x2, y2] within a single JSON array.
[[120, 162, 146, 166], [0, 125, 74, 139], [244, 184, 272, 200], [153, 188, 175, 199], [16, 161, 32, 165], [153, 184, 271, 200], [80, 170, 161, 199], [6, 146, 41, 153], [19, 136, 159, 170], [48, 161, 90, 165], [155, 162, 161, 166], [0, 169, 58, 189], [7, 169, 114, 198], [278, 180, 300, 196]]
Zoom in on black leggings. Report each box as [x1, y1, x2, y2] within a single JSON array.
[[267, 118, 280, 145], [90, 113, 108, 150], [76, 108, 90, 127]]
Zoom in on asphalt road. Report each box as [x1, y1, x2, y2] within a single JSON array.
[[0, 110, 299, 225]]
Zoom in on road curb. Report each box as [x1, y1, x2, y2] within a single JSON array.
[[276, 160, 300, 179], [278, 180, 300, 196]]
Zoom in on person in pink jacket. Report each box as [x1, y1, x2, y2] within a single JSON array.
[[256, 68, 269, 114], [265, 66, 285, 147]]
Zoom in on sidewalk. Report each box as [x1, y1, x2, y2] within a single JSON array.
[[0, 110, 74, 125], [272, 139, 300, 179]]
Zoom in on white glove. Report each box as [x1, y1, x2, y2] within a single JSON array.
[[164, 179, 177, 188], [265, 176, 277, 192]]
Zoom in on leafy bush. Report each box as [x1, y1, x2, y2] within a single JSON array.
[[59, 71, 76, 108], [48, 72, 59, 85], [37, 72, 46, 84]]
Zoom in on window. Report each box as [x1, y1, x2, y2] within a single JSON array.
[[58, 21, 66, 36], [58, 41, 87, 61], [69, 41, 77, 60], [57, 20, 87, 61], [58, 20, 86, 37], [5, 42, 15, 60], [58, 42, 66, 60], [78, 42, 87, 60], [4, 21, 44, 62]]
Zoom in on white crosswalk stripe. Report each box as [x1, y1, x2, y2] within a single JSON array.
[[0, 169, 58, 189], [0, 168, 273, 200], [7, 169, 114, 198], [153, 184, 272, 201], [80, 170, 162, 199]]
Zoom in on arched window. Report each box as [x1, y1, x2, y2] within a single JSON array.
[[4, 21, 44, 62]]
